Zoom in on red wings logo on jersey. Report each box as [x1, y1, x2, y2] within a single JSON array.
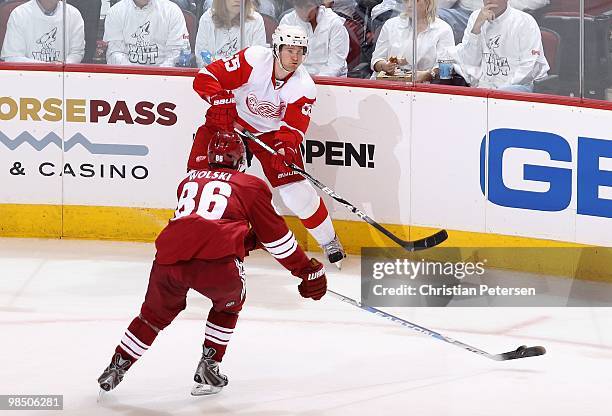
[[301, 103, 312, 116], [245, 93, 286, 119]]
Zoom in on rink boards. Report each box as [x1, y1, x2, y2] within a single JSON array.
[[1, 66, 611, 278]]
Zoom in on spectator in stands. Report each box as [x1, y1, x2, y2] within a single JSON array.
[[327, 0, 366, 40], [372, 0, 454, 81], [104, 0, 190, 66], [195, 0, 266, 66], [452, 0, 549, 91], [371, 0, 401, 23], [280, 0, 350, 77], [204, 0, 277, 18], [1, 0, 85, 63], [253, 0, 276, 17], [439, 0, 549, 43], [327, 0, 360, 21], [67, 0, 102, 63], [371, 0, 406, 34]]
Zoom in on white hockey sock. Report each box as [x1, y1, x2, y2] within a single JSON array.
[[277, 181, 336, 245]]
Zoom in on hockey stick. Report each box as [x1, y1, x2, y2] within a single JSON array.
[[234, 128, 448, 252], [328, 289, 546, 361]]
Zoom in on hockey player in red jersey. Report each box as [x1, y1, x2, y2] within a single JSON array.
[[187, 24, 346, 267], [98, 131, 327, 396]]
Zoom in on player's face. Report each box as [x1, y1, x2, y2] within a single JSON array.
[[484, 0, 508, 17], [38, 0, 59, 12], [296, 4, 319, 22], [279, 45, 305, 72]]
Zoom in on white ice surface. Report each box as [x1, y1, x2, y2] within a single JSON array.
[[1, 238, 612, 416]]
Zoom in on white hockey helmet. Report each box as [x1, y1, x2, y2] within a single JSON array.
[[272, 25, 309, 61]]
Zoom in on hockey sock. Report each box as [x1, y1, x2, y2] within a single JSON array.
[[300, 198, 336, 245], [277, 181, 336, 245], [204, 309, 239, 362], [115, 316, 158, 366]]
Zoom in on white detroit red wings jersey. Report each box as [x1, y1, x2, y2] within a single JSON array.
[[194, 45, 316, 143], [155, 168, 311, 274]]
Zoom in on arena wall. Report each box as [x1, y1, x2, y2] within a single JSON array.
[[1, 65, 611, 279]]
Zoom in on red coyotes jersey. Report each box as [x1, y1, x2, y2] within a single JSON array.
[[194, 45, 316, 145], [155, 168, 310, 273]]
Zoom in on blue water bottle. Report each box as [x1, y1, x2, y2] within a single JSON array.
[[200, 50, 213, 66], [176, 49, 191, 67]]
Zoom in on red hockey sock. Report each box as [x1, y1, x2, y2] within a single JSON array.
[[115, 316, 159, 366], [203, 309, 239, 362]]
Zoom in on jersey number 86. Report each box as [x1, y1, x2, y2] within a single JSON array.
[[173, 180, 232, 221]]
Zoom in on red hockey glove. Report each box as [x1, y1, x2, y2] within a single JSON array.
[[270, 140, 299, 173], [244, 227, 263, 256], [295, 258, 327, 300], [205, 90, 237, 131]]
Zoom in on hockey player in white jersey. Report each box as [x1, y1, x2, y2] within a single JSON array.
[[1, 0, 84, 63], [103, 0, 190, 66], [187, 25, 346, 266]]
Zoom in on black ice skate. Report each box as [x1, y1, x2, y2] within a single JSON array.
[[98, 353, 132, 392], [191, 346, 228, 396], [321, 235, 346, 269]]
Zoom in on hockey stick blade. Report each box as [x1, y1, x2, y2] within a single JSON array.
[[403, 229, 448, 251], [234, 128, 448, 252], [493, 345, 547, 361]]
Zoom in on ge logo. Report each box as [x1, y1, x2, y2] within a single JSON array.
[[301, 103, 312, 116]]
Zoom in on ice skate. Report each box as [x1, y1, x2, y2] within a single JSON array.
[[321, 235, 346, 269], [191, 346, 228, 396], [98, 353, 132, 393]]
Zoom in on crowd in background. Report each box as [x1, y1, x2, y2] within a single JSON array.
[[0, 0, 611, 97]]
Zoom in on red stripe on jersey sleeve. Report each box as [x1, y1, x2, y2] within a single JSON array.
[[193, 49, 254, 102], [246, 179, 310, 273]]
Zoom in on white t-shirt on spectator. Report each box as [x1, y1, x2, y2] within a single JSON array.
[[104, 0, 190, 66], [195, 9, 266, 67], [453, 6, 549, 89], [1, 0, 84, 63], [280, 6, 349, 77], [442, 0, 549, 11], [372, 16, 454, 72]]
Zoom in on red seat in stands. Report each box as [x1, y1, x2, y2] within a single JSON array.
[[543, 0, 612, 17], [540, 27, 561, 75], [344, 19, 361, 71]]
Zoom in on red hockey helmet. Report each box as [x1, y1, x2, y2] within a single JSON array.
[[208, 130, 247, 172]]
